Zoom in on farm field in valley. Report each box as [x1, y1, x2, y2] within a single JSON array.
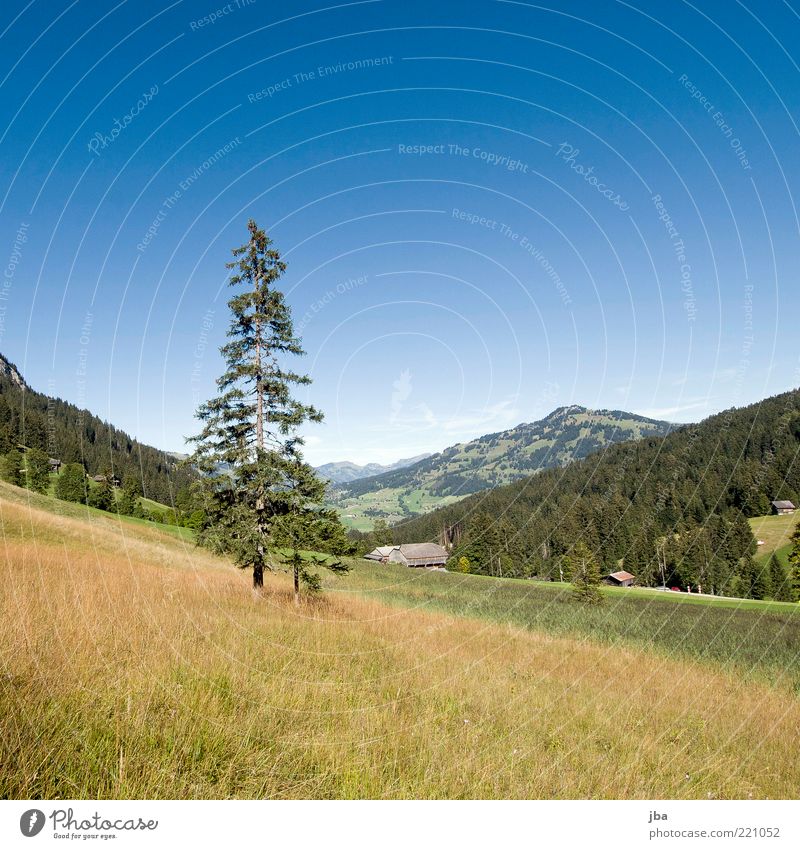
[[334, 486, 463, 530], [2, 484, 799, 800]]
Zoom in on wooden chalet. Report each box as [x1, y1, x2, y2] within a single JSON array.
[[771, 500, 796, 515], [364, 543, 448, 568], [603, 570, 635, 587]]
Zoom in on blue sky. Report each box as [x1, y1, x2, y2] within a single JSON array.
[[2, 0, 799, 464]]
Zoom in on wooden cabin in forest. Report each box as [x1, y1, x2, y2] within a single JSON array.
[[771, 500, 796, 515], [603, 570, 636, 587]]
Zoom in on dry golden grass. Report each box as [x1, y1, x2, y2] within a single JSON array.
[[1, 494, 799, 799]]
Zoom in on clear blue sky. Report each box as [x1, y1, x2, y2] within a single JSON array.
[[2, 0, 799, 465]]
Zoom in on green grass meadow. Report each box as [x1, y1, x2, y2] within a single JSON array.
[[328, 559, 800, 691]]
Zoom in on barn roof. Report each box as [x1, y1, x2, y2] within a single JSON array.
[[771, 500, 795, 509], [364, 545, 395, 561], [396, 543, 448, 566], [398, 543, 447, 559], [607, 570, 635, 582]]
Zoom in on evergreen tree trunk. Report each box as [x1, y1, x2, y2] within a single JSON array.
[[254, 273, 264, 452], [254, 267, 266, 582], [293, 563, 300, 605]]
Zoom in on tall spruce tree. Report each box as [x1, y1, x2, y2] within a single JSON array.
[[189, 220, 349, 600]]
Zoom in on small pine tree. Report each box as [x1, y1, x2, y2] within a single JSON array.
[[55, 463, 86, 503], [117, 475, 143, 515], [768, 554, 793, 602], [566, 540, 604, 604], [24, 448, 51, 494], [87, 476, 113, 511], [456, 556, 471, 574], [748, 558, 771, 600], [370, 518, 393, 546], [1, 449, 23, 487], [275, 546, 349, 598]]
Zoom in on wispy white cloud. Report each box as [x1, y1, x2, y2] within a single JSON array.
[[635, 400, 710, 420]]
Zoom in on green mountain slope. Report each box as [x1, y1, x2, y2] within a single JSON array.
[[331, 406, 672, 528], [390, 389, 800, 597]]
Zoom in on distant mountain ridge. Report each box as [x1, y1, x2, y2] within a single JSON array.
[[316, 454, 430, 485], [329, 405, 673, 527]]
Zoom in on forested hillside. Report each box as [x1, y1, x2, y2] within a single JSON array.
[[391, 390, 800, 598], [0, 353, 192, 503]]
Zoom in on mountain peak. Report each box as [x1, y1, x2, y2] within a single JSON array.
[[544, 404, 588, 419], [0, 353, 28, 390]]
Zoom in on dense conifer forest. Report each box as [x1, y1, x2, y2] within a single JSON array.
[[0, 354, 192, 505]]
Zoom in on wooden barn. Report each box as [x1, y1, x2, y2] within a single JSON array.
[[364, 543, 448, 568], [771, 500, 796, 515], [603, 570, 635, 587]]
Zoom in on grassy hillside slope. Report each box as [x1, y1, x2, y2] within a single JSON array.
[[4, 477, 195, 542], [331, 406, 671, 529], [750, 511, 799, 569], [331, 561, 800, 686], [2, 485, 799, 799]]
